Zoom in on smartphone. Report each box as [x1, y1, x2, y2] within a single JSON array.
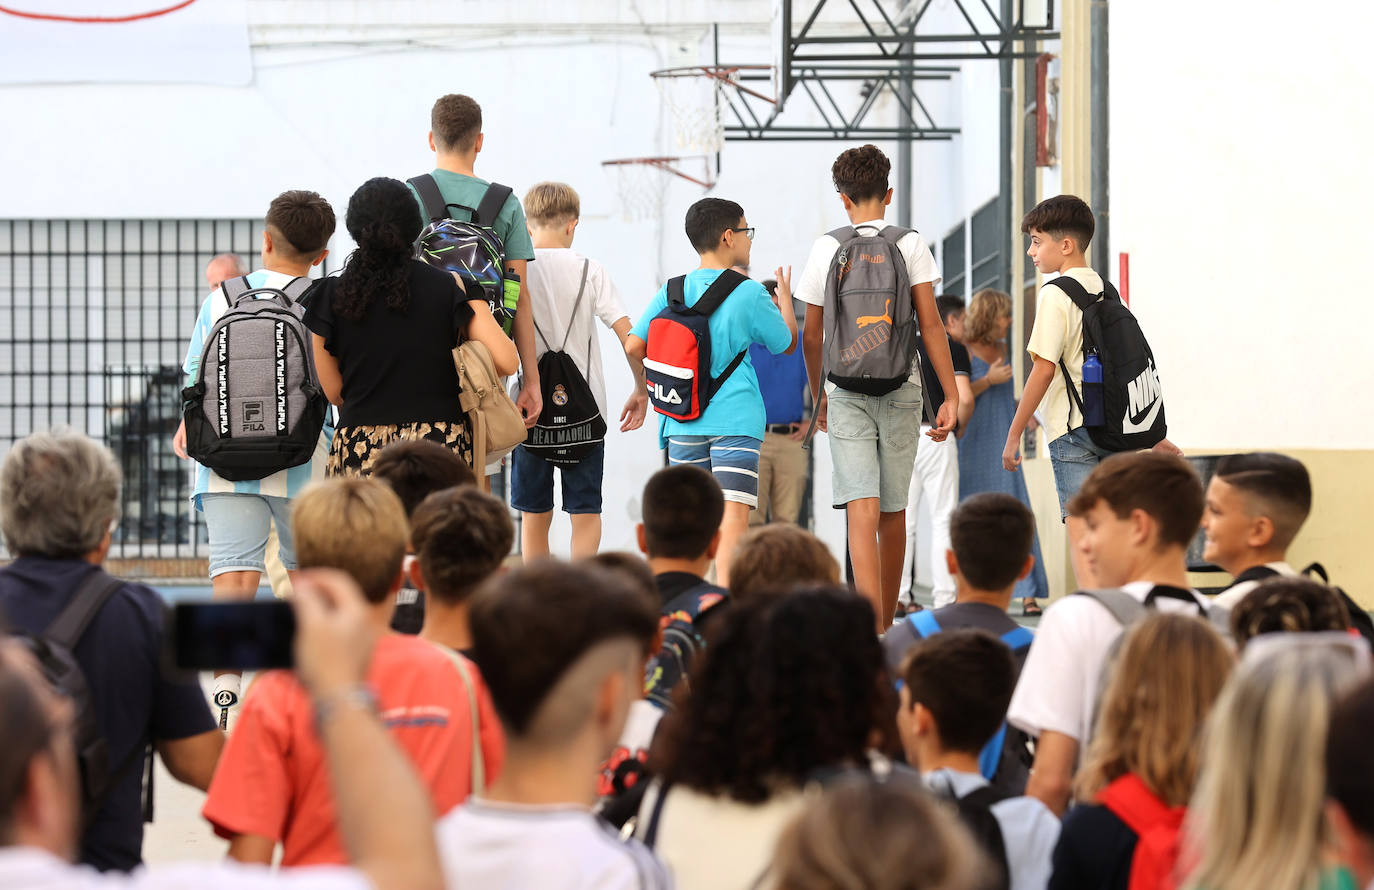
[[171, 601, 295, 671]]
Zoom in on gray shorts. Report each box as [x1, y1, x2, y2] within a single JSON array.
[[826, 380, 923, 512]]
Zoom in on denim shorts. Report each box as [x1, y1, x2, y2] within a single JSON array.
[[1048, 427, 1115, 519], [667, 435, 762, 508], [510, 441, 605, 515], [200, 492, 297, 577], [826, 380, 922, 512]]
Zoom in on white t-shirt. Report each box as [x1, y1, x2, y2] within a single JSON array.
[[794, 220, 941, 309], [1024, 266, 1105, 444], [634, 782, 807, 890], [1212, 561, 1299, 609], [925, 768, 1060, 890], [438, 799, 670, 890], [0, 848, 370, 890], [526, 248, 629, 420], [1006, 581, 1210, 745]]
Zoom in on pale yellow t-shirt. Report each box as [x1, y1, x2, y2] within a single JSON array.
[[1025, 266, 1104, 443]]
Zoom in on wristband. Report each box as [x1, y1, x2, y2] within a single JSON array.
[[312, 685, 379, 734]]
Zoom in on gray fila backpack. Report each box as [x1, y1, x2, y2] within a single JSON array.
[[182, 276, 328, 481], [821, 225, 918, 396]]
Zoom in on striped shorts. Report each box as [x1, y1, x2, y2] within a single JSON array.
[[667, 435, 763, 508]]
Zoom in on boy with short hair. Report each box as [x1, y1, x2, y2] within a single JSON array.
[[202, 478, 499, 866], [1006, 452, 1213, 815], [412, 94, 542, 445], [898, 630, 1060, 890], [796, 144, 959, 630], [1202, 452, 1310, 608], [437, 561, 670, 889], [172, 189, 336, 729], [514, 181, 647, 559], [1000, 195, 1179, 584], [411, 485, 514, 659], [937, 294, 968, 343], [626, 199, 797, 586]]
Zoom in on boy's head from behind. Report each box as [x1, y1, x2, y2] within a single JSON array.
[[1021, 194, 1094, 274], [935, 295, 965, 341], [728, 524, 840, 603], [831, 144, 892, 209], [1067, 452, 1204, 587], [638, 465, 724, 565], [469, 561, 658, 752], [409, 487, 513, 607], [524, 181, 580, 236], [430, 93, 483, 155], [264, 190, 334, 268], [898, 630, 1015, 766], [948, 493, 1034, 598], [292, 478, 408, 604], [1202, 452, 1312, 574], [684, 197, 750, 265], [1230, 576, 1350, 651], [369, 439, 475, 519]]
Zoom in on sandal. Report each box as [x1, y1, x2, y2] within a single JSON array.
[[1021, 598, 1043, 617]]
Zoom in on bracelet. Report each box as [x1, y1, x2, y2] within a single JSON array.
[[312, 685, 379, 734]]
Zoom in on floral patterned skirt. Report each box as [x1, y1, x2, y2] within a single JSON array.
[[326, 420, 473, 478]]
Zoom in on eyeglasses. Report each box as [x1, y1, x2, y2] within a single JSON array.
[[729, 227, 756, 239]]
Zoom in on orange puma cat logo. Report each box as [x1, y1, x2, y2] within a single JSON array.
[[857, 300, 892, 329]]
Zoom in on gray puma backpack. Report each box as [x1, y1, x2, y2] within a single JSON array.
[[182, 276, 328, 481], [820, 225, 918, 396]]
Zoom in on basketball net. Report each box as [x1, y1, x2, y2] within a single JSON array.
[[604, 162, 668, 223], [655, 70, 727, 154]]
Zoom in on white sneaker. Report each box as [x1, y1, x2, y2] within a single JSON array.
[[212, 677, 242, 733]]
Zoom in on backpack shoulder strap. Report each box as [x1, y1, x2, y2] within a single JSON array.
[[641, 781, 672, 850], [46, 570, 124, 650], [1073, 588, 1146, 627], [280, 276, 314, 303], [429, 642, 485, 794], [1301, 561, 1330, 583], [1097, 774, 1175, 837], [220, 275, 252, 306], [1000, 625, 1035, 652], [692, 269, 747, 316], [666, 276, 687, 309], [909, 608, 942, 639], [877, 225, 912, 244], [1045, 275, 1099, 311], [826, 225, 859, 243], [558, 259, 591, 353], [959, 783, 1013, 810], [475, 182, 514, 228], [408, 174, 448, 223]]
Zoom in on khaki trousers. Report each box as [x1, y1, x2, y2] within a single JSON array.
[[750, 430, 809, 525]]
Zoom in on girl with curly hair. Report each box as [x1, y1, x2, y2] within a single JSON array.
[[636, 585, 897, 889], [957, 288, 1049, 614], [304, 177, 517, 476]]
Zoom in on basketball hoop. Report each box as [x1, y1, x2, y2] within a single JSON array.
[[601, 157, 716, 223], [650, 65, 775, 154]]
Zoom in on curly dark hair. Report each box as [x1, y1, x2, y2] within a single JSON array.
[[1231, 576, 1351, 650], [831, 144, 891, 202], [335, 177, 422, 322], [653, 585, 895, 803]]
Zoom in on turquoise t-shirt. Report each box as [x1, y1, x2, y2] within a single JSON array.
[[630, 269, 794, 447], [408, 169, 536, 262]]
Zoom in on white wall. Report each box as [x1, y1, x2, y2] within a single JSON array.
[[1109, 0, 1374, 451]]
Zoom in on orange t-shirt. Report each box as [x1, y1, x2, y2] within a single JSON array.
[[202, 635, 505, 867]]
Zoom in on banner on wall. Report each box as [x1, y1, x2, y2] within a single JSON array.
[[0, 0, 251, 85]]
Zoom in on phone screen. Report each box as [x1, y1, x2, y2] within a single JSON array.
[[172, 601, 296, 671]]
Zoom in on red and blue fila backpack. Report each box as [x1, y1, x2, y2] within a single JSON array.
[[643, 269, 748, 421]]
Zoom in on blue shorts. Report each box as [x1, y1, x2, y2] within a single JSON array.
[[200, 492, 297, 577], [667, 435, 762, 508], [510, 442, 606, 515], [1048, 427, 1115, 519]]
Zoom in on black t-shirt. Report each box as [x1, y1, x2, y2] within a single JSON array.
[[303, 261, 477, 428], [883, 602, 1029, 675], [0, 558, 217, 872], [653, 571, 725, 613], [918, 336, 971, 416], [1049, 803, 1136, 890]]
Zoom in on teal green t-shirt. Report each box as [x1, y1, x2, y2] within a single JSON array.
[[408, 169, 535, 262]]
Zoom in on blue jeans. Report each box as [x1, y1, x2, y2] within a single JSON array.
[[510, 442, 606, 514], [1048, 427, 1115, 519], [201, 492, 296, 577]]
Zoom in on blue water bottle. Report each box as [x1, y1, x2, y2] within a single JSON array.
[[1081, 349, 1105, 427]]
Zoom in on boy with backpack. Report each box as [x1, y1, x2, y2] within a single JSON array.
[[1006, 452, 1221, 815], [407, 93, 543, 456], [899, 630, 1060, 890], [796, 144, 960, 631], [171, 189, 335, 730], [1000, 195, 1179, 584], [513, 181, 647, 559], [626, 198, 797, 586]]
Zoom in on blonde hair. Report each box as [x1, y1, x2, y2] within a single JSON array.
[[772, 775, 989, 890], [1182, 643, 1368, 890], [523, 181, 580, 227], [963, 289, 1012, 345], [291, 478, 408, 603], [1076, 614, 1233, 806]]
